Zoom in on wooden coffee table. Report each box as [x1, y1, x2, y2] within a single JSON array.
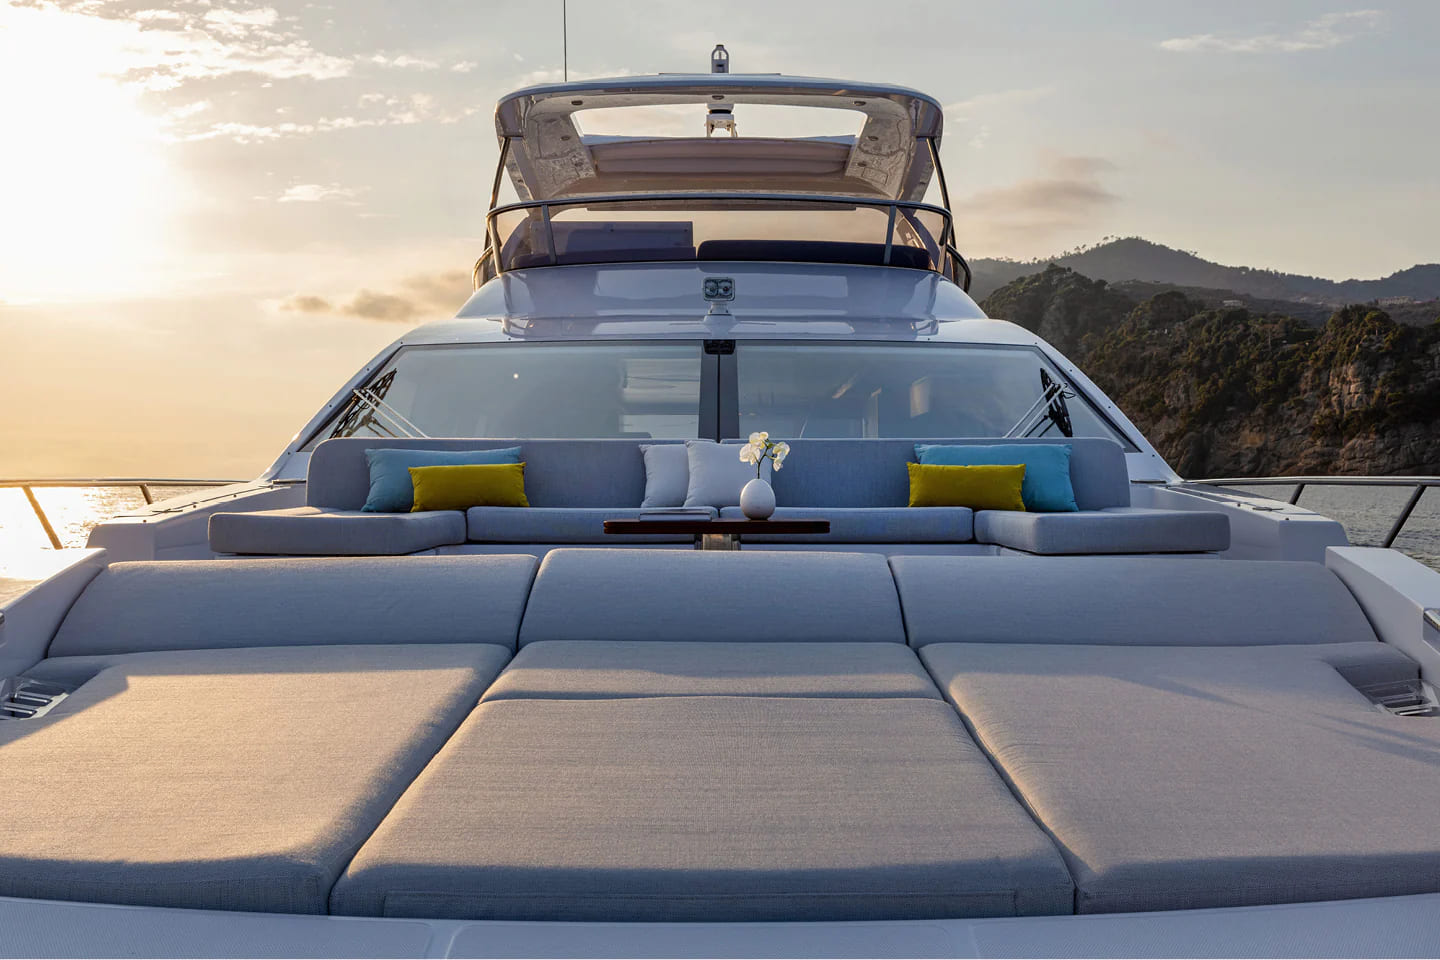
[[603, 518, 830, 550]]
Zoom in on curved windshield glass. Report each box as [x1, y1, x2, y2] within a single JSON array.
[[305, 341, 1135, 450], [309, 342, 703, 445], [735, 342, 1133, 447], [489, 196, 951, 274]]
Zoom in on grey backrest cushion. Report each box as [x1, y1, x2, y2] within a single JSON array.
[[308, 438, 685, 509], [890, 556, 1377, 647], [739, 438, 1130, 509], [518, 549, 906, 645], [310, 436, 1128, 511], [50, 555, 539, 657]]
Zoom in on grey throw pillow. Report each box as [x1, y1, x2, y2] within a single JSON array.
[[639, 443, 690, 508], [683, 440, 770, 508]]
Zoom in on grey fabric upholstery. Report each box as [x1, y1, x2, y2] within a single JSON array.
[[209, 506, 465, 556], [307, 438, 684, 509], [717, 506, 973, 542], [518, 549, 906, 646], [0, 644, 509, 914], [50, 555, 538, 657], [743, 438, 1130, 510], [920, 641, 1440, 913], [890, 556, 1376, 647], [974, 506, 1230, 554], [329, 696, 1074, 921], [468, 506, 714, 543], [482, 641, 941, 700]]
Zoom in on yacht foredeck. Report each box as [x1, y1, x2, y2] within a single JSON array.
[[6, 58, 1439, 959]]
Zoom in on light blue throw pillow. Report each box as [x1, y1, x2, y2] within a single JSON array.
[[362, 447, 522, 513], [914, 443, 1077, 512], [639, 443, 690, 508]]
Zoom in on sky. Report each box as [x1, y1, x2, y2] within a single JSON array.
[[1, 0, 1437, 478]]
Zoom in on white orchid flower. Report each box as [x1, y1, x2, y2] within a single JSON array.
[[738, 443, 759, 464], [748, 431, 769, 447], [771, 442, 790, 470]]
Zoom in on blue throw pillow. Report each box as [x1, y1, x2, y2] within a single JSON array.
[[362, 447, 522, 512], [914, 443, 1077, 512]]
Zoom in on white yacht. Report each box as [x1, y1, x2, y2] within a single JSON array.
[[2, 52, 1439, 958]]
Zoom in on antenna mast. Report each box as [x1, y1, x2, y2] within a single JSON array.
[[562, 0, 568, 81]]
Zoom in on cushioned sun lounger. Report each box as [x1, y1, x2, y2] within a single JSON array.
[[330, 696, 1075, 921]]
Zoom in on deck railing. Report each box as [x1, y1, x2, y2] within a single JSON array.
[[0, 479, 243, 550], [1188, 475, 1439, 548], [5, 475, 1437, 553]]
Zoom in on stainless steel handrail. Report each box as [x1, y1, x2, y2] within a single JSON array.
[[483, 192, 956, 278], [1, 479, 242, 550], [1187, 475, 1440, 549]]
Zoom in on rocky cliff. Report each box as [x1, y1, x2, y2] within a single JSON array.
[[982, 266, 1440, 477]]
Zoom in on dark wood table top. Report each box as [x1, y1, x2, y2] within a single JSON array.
[[604, 518, 831, 536]]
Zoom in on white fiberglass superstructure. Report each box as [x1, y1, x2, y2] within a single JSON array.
[[1, 51, 1440, 960]]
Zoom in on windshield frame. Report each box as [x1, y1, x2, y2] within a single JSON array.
[[483, 192, 957, 281]]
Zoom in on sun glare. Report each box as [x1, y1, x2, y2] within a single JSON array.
[[0, 4, 177, 302]]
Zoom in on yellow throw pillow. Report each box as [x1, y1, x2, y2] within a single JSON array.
[[907, 463, 1026, 511], [409, 463, 529, 511]]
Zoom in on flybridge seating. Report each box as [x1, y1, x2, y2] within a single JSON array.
[[207, 436, 1231, 557], [4, 551, 1440, 921]]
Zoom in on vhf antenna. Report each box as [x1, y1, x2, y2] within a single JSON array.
[[562, 0, 568, 81]]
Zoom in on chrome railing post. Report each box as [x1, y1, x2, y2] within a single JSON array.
[[1383, 484, 1427, 549], [20, 486, 63, 550], [139, 484, 153, 505], [1288, 482, 1306, 505]]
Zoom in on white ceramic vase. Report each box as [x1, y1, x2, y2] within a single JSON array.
[[739, 478, 776, 520]]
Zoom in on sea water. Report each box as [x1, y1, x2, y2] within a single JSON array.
[[1, 484, 1437, 572]]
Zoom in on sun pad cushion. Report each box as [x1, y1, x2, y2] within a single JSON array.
[[209, 507, 465, 556], [482, 641, 941, 700], [0, 644, 510, 914], [517, 549, 906, 646], [974, 506, 1230, 554], [920, 641, 1439, 913], [889, 556, 1376, 647], [329, 696, 1075, 921], [50, 556, 538, 657]]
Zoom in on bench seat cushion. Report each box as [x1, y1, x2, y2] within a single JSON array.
[[482, 641, 941, 700], [518, 549, 906, 645], [889, 556, 1377, 647], [50, 556, 538, 657], [974, 507, 1230, 554], [0, 644, 510, 914], [467, 506, 715, 543], [209, 506, 465, 556], [920, 641, 1440, 913], [717, 506, 973, 542], [329, 696, 1075, 921]]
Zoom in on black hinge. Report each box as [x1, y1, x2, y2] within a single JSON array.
[[703, 339, 736, 355]]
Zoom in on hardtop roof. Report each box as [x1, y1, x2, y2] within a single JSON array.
[[492, 73, 946, 204]]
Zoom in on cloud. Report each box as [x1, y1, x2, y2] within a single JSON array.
[[944, 86, 1054, 123], [201, 6, 280, 38], [1160, 10, 1383, 53], [960, 155, 1120, 254], [275, 183, 361, 204], [370, 53, 439, 70], [280, 270, 472, 323]]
